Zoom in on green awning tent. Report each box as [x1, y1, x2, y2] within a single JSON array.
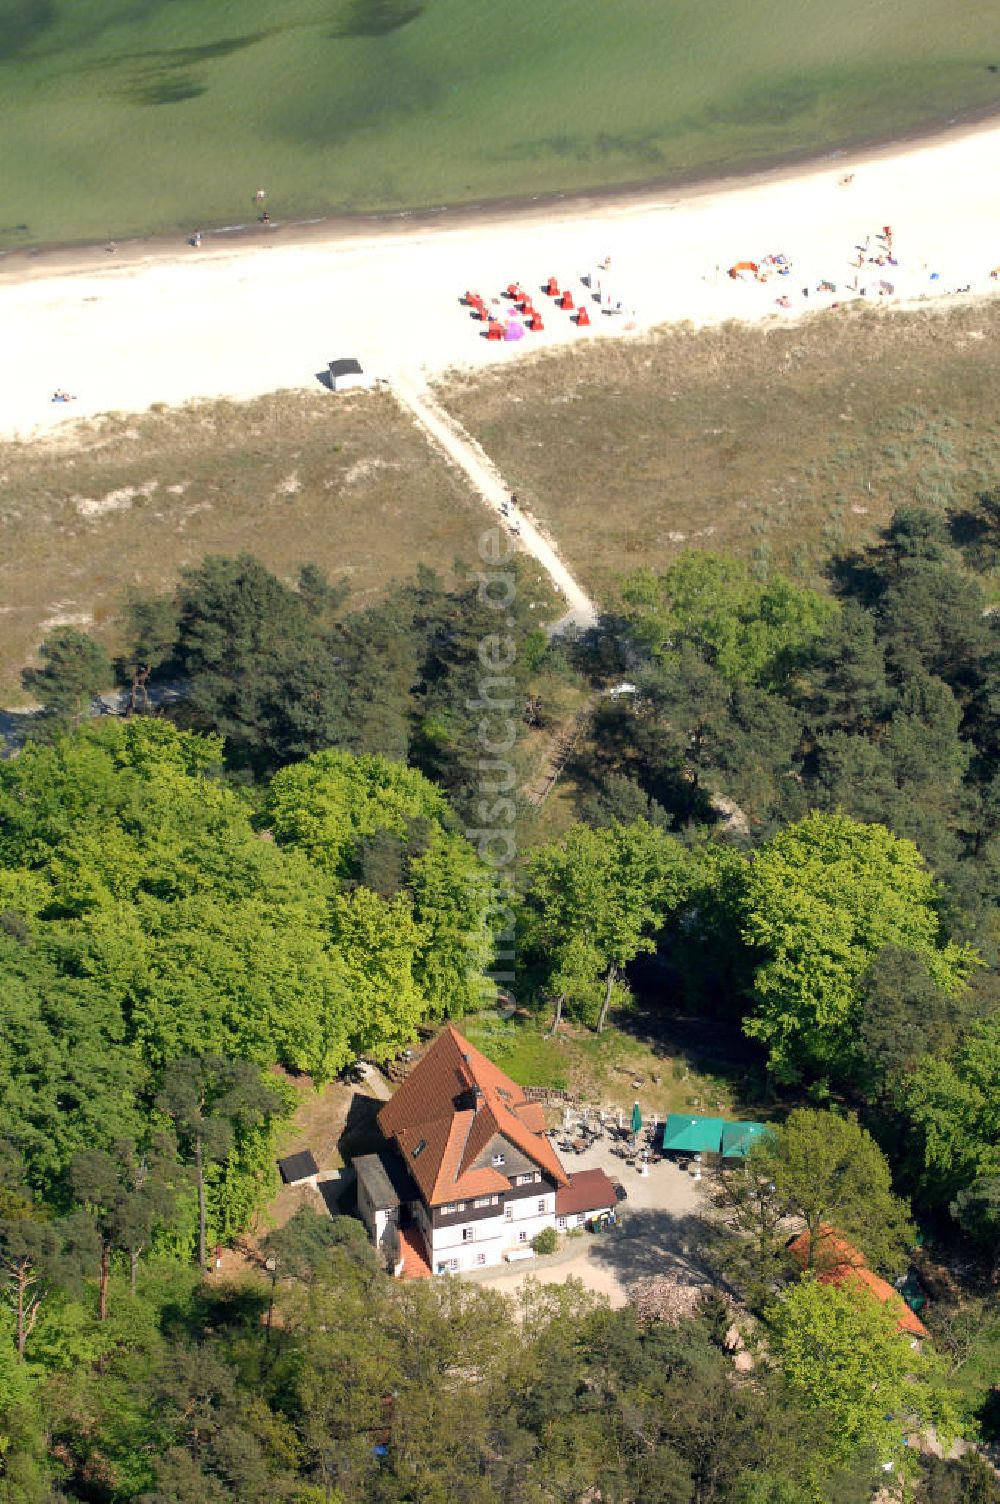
[[661, 1114, 726, 1155], [720, 1121, 768, 1159]]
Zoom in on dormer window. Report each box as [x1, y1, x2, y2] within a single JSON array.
[[412, 1139, 427, 1159], [492, 1151, 505, 1166]]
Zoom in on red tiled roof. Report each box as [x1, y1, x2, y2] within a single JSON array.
[[787, 1226, 929, 1339], [378, 1025, 568, 1205], [399, 1225, 432, 1280], [514, 1101, 547, 1134], [555, 1168, 618, 1218]]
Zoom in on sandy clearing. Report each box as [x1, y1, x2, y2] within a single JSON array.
[[3, 120, 1000, 444]]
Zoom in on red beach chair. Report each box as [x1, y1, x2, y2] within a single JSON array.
[[575, 305, 590, 326], [560, 289, 575, 309]]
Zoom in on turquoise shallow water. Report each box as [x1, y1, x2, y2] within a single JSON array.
[[1, 0, 998, 246]]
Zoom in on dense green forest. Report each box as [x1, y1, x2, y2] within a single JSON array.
[[3, 1201, 998, 1504], [4, 497, 999, 1499]]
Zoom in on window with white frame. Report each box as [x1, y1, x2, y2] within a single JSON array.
[[504, 1204, 513, 1221], [557, 1216, 566, 1229], [492, 1151, 505, 1166], [518, 1230, 528, 1243], [476, 1252, 486, 1265], [537, 1198, 546, 1213], [462, 1227, 474, 1242], [473, 1197, 491, 1209], [516, 1173, 536, 1185]]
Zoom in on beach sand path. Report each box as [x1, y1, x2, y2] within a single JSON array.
[[391, 372, 597, 631]]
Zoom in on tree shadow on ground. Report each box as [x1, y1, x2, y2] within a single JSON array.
[[337, 1091, 385, 1162], [588, 1208, 731, 1295], [610, 988, 771, 1117], [0, 709, 42, 757], [160, 1280, 269, 1341]]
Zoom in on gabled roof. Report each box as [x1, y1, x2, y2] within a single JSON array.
[[329, 357, 363, 376], [377, 1025, 568, 1205], [555, 1168, 618, 1217], [787, 1225, 929, 1339], [661, 1114, 726, 1154]]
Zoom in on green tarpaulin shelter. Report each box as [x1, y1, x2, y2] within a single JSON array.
[[661, 1114, 726, 1155], [720, 1121, 768, 1158]]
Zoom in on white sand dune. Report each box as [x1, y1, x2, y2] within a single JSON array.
[[3, 120, 999, 442]]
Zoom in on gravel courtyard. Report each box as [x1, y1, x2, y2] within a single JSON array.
[[462, 1134, 712, 1308]]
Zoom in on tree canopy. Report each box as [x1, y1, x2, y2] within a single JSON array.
[[0, 722, 498, 1247], [740, 811, 976, 1083], [621, 552, 837, 687], [750, 1108, 914, 1271], [768, 1276, 952, 1466], [521, 819, 694, 1030]]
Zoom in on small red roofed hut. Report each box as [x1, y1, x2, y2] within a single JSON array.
[[786, 1226, 929, 1340]]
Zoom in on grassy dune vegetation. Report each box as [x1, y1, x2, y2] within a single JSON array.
[[1, 0, 998, 245], [0, 389, 483, 699], [7, 302, 1000, 703], [438, 301, 1000, 603]]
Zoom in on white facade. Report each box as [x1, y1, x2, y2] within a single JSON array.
[[428, 1184, 557, 1273], [357, 1173, 397, 1250], [431, 1214, 505, 1272]]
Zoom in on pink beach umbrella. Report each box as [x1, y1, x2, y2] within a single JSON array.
[[505, 321, 525, 342]]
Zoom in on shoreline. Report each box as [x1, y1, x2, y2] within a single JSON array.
[[3, 102, 1000, 284], [2, 114, 999, 443]]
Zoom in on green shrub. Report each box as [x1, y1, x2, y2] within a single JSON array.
[[532, 1226, 559, 1256]]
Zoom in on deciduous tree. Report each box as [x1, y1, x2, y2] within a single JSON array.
[[522, 819, 693, 1031], [741, 811, 975, 1083], [768, 1276, 951, 1467], [750, 1109, 913, 1272]]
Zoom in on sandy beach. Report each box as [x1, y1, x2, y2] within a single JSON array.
[[4, 120, 1000, 442]]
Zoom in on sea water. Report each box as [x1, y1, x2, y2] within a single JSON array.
[[0, 0, 997, 246]]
